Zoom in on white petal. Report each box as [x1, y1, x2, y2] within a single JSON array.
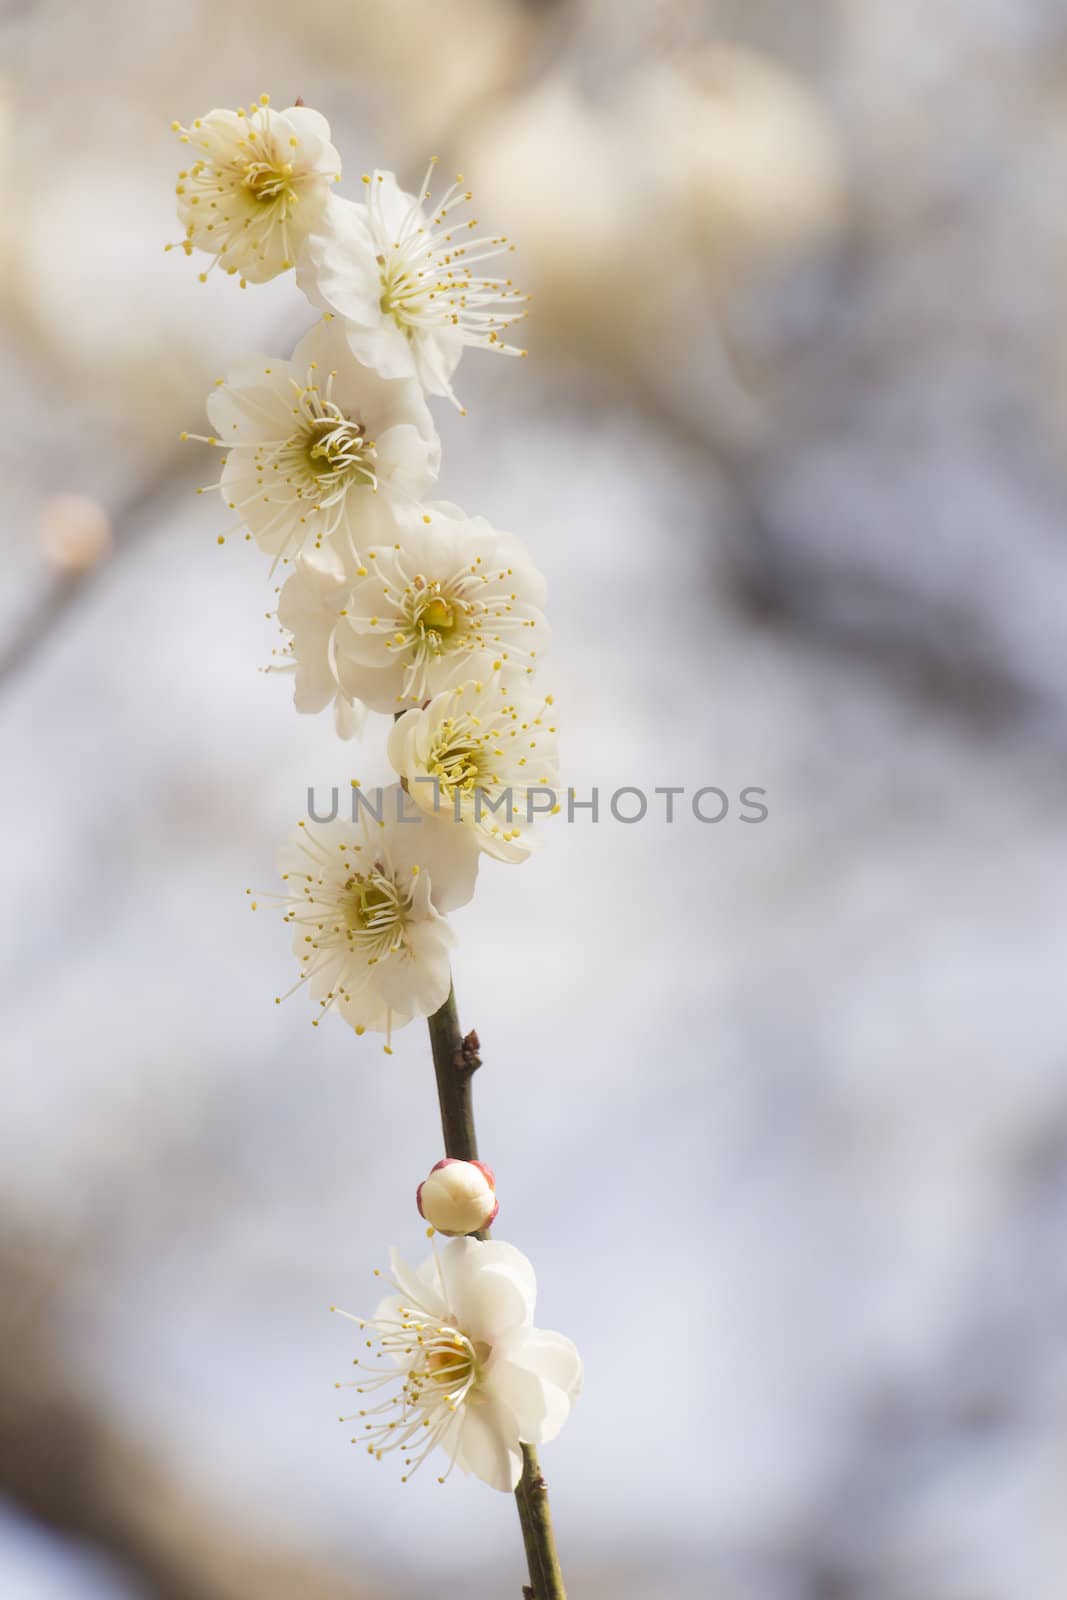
[[385, 712, 418, 787], [282, 106, 338, 168], [388, 1247, 448, 1322], [374, 926, 453, 1016], [369, 170, 420, 238], [452, 1400, 523, 1492], [506, 1328, 583, 1404], [483, 1357, 572, 1446], [412, 328, 463, 402], [344, 317, 417, 384], [375, 423, 440, 497], [442, 1238, 537, 1343], [290, 321, 436, 449], [487, 1328, 582, 1443], [385, 807, 480, 913], [333, 695, 366, 740], [336, 987, 403, 1036], [335, 657, 402, 715], [297, 197, 381, 324]]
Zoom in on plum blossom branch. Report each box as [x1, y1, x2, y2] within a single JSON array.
[[172, 92, 577, 1600], [515, 1446, 567, 1600], [426, 984, 568, 1599]]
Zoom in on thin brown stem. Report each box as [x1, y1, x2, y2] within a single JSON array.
[[515, 1445, 567, 1600], [425, 981, 567, 1598], [426, 982, 480, 1165]]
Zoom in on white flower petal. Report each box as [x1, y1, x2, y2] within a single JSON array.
[[272, 800, 461, 1037], [486, 1328, 583, 1443], [388, 1247, 448, 1322], [385, 805, 480, 914], [374, 924, 454, 1015], [505, 1327, 584, 1404], [340, 1238, 577, 1487], [173, 101, 339, 283], [333, 695, 366, 740], [442, 1238, 537, 1342], [484, 1358, 571, 1446], [296, 165, 526, 403], [388, 680, 559, 862], [200, 318, 437, 572], [282, 105, 335, 156], [452, 1401, 523, 1492]]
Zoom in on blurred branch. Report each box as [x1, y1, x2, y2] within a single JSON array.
[[0, 569, 86, 696], [0, 297, 312, 704], [0, 459, 197, 701], [0, 1228, 386, 1600]]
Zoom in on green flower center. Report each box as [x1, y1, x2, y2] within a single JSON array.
[[430, 739, 493, 795], [303, 415, 375, 486], [379, 253, 424, 338], [241, 158, 297, 206], [343, 875, 400, 934]]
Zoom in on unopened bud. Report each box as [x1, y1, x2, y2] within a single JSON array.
[[40, 494, 113, 574], [416, 1158, 498, 1236]]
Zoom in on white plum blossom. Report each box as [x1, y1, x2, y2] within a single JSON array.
[[200, 317, 439, 570], [169, 96, 341, 284], [335, 1236, 581, 1490], [271, 786, 478, 1045], [181, 97, 577, 1552], [388, 678, 559, 862], [337, 508, 548, 706], [272, 558, 367, 738], [418, 1158, 499, 1236], [298, 160, 528, 408], [274, 504, 548, 727]]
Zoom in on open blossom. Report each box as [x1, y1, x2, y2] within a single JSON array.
[[388, 679, 559, 862], [202, 317, 439, 570], [272, 787, 478, 1043], [169, 96, 341, 284], [274, 505, 548, 727], [298, 161, 527, 407], [335, 1237, 581, 1490]]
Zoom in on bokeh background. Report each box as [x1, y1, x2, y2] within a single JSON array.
[[3, 1, 1067, 1596]]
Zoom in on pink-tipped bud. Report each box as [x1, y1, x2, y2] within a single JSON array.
[[416, 1158, 499, 1236]]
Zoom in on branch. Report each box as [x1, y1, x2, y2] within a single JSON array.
[[425, 981, 568, 1599], [426, 982, 481, 1166], [0, 1231, 387, 1600]]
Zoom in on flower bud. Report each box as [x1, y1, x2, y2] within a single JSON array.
[[417, 1158, 498, 1236], [40, 494, 113, 573]]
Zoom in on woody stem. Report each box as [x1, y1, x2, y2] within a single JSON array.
[[425, 981, 568, 1600]]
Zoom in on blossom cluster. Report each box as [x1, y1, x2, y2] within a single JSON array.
[[174, 96, 580, 1501], [176, 96, 558, 1047]]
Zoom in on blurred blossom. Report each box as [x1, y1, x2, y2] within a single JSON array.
[[631, 46, 847, 279], [461, 51, 845, 374], [3, 109, 308, 456], [336, 0, 537, 152], [458, 79, 650, 348], [0, 81, 11, 293], [39, 494, 114, 574]]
